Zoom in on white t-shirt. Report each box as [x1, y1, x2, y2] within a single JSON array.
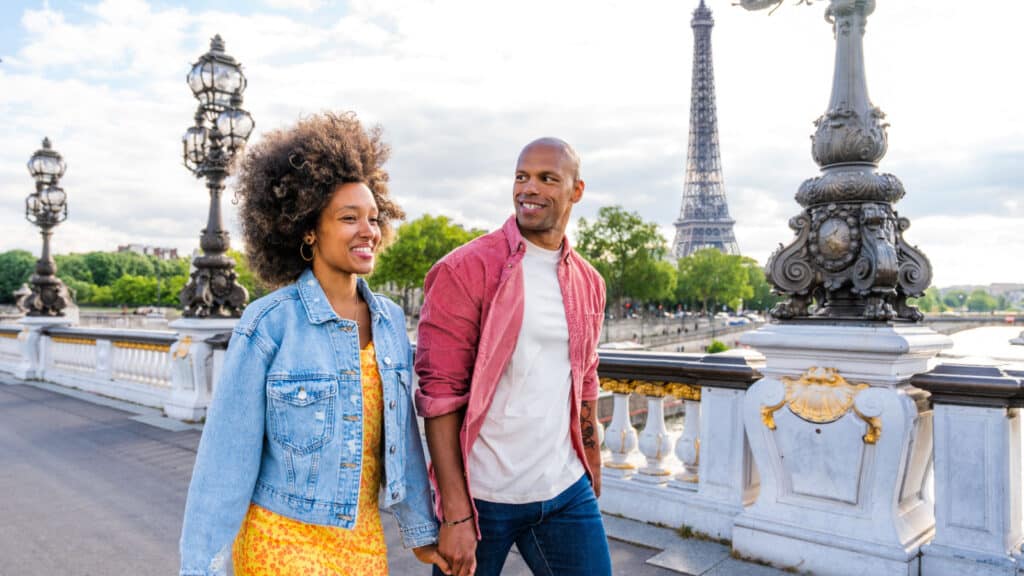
[[467, 239, 586, 503]]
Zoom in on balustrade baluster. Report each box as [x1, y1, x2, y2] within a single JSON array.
[[600, 379, 639, 476], [635, 383, 675, 481]]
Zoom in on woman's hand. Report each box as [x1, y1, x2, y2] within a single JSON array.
[[413, 544, 453, 575]]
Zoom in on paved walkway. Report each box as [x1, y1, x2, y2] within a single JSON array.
[[0, 377, 786, 575]]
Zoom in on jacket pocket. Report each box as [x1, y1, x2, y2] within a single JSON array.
[[267, 375, 337, 454]]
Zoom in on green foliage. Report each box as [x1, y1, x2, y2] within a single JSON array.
[[371, 214, 485, 314], [111, 274, 158, 306], [966, 289, 997, 312], [706, 339, 729, 354], [911, 286, 945, 313], [0, 250, 36, 304], [741, 257, 779, 312], [942, 289, 968, 310], [228, 249, 269, 301], [576, 206, 672, 310], [676, 249, 753, 313]]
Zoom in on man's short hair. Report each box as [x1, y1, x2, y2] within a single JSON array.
[[521, 137, 581, 184]]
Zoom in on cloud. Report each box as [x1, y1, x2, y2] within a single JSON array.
[[1, 0, 1022, 290]]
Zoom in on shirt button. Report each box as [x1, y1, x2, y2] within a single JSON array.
[[389, 400, 396, 410], [383, 356, 392, 366], [297, 388, 307, 400], [389, 445, 397, 454], [391, 491, 399, 500]]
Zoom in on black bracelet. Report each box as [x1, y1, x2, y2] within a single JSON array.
[[441, 514, 474, 527]]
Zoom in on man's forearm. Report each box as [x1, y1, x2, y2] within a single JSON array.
[[424, 411, 473, 520], [580, 399, 602, 496]]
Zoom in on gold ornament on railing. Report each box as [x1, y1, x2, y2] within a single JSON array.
[[634, 382, 670, 397], [665, 383, 701, 402], [600, 378, 640, 395], [761, 366, 881, 444]]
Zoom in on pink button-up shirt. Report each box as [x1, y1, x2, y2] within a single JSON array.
[[414, 216, 605, 522]]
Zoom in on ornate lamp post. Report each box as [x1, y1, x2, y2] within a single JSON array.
[[731, 3, 952, 574], [179, 35, 254, 318], [23, 138, 73, 316], [740, 0, 930, 322]]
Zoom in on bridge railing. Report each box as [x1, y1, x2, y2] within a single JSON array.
[[911, 363, 1024, 574], [594, 349, 764, 539]]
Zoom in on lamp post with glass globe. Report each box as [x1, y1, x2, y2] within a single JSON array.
[[23, 138, 73, 317], [178, 34, 254, 318]]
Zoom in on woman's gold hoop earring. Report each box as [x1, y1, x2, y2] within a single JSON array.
[[300, 241, 315, 262]]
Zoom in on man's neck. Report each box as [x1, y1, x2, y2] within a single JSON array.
[[518, 226, 564, 252]]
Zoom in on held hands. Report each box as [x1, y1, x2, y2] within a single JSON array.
[[438, 521, 478, 576], [413, 544, 452, 575]]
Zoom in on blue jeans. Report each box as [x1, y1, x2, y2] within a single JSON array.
[[434, 474, 612, 576]]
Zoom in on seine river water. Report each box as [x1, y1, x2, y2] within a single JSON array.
[[940, 326, 1024, 366]]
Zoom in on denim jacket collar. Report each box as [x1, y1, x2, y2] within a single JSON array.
[[297, 268, 391, 325]]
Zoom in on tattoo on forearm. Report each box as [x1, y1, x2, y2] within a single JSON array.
[[581, 400, 597, 449]]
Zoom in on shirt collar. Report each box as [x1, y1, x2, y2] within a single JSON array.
[[297, 268, 391, 325], [501, 215, 573, 263]]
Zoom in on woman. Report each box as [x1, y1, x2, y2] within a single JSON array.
[[179, 112, 449, 576]]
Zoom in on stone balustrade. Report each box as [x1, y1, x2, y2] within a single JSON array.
[[595, 349, 764, 540], [912, 363, 1024, 576], [6, 316, 1024, 574]]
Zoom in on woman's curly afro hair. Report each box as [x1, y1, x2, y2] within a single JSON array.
[[235, 112, 404, 287]]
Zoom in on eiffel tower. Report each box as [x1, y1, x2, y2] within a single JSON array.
[[672, 0, 740, 259]]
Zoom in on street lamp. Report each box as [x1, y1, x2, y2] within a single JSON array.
[[178, 35, 254, 318], [23, 138, 73, 316]]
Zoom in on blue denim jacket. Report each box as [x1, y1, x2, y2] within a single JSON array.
[[179, 269, 438, 576]]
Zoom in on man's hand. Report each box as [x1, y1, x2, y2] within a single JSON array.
[[413, 544, 452, 574], [438, 521, 477, 576]]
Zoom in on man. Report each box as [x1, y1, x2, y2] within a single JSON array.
[[415, 138, 611, 576]]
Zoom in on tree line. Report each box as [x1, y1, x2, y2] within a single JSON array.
[[0, 249, 268, 307], [10, 206, 1005, 316]]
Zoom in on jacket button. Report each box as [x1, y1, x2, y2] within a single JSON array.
[[297, 389, 307, 400], [389, 445, 397, 454], [383, 356, 392, 365], [389, 400, 396, 410], [391, 491, 399, 500]]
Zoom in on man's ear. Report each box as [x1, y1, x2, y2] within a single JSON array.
[[571, 179, 585, 204]]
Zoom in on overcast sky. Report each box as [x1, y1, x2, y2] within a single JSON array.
[[1, 0, 1021, 288]]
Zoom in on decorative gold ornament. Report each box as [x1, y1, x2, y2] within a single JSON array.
[[634, 382, 669, 397], [51, 336, 96, 346], [665, 383, 701, 402], [114, 341, 172, 353], [782, 366, 868, 423], [762, 366, 881, 444], [173, 335, 193, 360], [600, 378, 639, 395]]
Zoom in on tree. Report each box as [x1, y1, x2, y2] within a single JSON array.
[[966, 289, 997, 313], [111, 275, 158, 306], [371, 214, 485, 314], [676, 248, 752, 313], [741, 257, 779, 312], [227, 249, 269, 301], [911, 286, 944, 314], [575, 206, 673, 311], [942, 289, 968, 311], [0, 250, 36, 304]]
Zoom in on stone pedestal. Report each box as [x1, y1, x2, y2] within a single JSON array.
[[733, 323, 951, 575], [164, 318, 236, 421], [14, 315, 74, 380]]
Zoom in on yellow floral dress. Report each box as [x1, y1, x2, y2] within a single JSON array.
[[233, 342, 388, 575]]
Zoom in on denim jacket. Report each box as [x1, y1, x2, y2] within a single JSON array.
[[180, 269, 438, 576]]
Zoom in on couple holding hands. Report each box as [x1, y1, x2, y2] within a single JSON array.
[[179, 112, 611, 576]]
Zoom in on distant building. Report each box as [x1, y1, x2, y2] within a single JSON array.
[[117, 244, 179, 260]]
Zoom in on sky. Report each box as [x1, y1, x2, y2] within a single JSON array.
[[1, 0, 1021, 288]]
